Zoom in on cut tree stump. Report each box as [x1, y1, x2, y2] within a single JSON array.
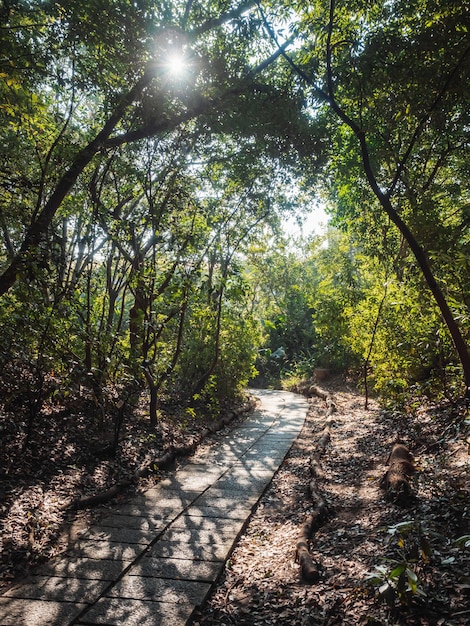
[[380, 443, 416, 506]]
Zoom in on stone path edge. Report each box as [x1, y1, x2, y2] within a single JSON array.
[[0, 389, 309, 626]]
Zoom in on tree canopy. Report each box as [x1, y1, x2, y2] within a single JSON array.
[[1, 0, 469, 428]]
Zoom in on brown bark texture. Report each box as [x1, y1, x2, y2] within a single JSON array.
[[380, 443, 416, 506], [296, 387, 336, 583]]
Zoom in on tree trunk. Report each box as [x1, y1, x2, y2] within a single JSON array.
[[0, 70, 152, 296], [324, 1, 470, 391], [359, 141, 470, 391]]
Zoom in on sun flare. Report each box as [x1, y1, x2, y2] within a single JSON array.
[[165, 50, 187, 78]]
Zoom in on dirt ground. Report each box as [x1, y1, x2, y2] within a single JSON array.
[[0, 392, 248, 588], [1, 378, 469, 624], [192, 378, 470, 626]]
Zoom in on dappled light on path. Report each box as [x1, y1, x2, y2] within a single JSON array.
[[0, 390, 308, 626]]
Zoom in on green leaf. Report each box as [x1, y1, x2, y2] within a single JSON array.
[[389, 563, 406, 580], [454, 535, 470, 548]]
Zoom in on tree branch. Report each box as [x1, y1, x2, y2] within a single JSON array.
[[387, 43, 470, 199]]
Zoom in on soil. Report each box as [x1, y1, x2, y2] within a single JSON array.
[[192, 377, 470, 626], [1, 377, 469, 625], [0, 388, 250, 588]]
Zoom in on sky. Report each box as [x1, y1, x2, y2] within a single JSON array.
[[282, 203, 329, 239]]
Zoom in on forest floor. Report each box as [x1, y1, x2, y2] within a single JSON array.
[[0, 389, 247, 589], [192, 378, 470, 626], [1, 377, 469, 625]]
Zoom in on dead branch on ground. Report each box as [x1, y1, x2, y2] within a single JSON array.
[[296, 387, 336, 582]]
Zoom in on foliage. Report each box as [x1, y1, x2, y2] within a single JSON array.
[[246, 238, 317, 385], [367, 519, 470, 612], [306, 231, 363, 371], [346, 273, 458, 406], [276, 0, 470, 389], [1, 0, 470, 456], [248, 229, 365, 386], [366, 520, 432, 607], [250, 220, 466, 406], [0, 0, 324, 443]]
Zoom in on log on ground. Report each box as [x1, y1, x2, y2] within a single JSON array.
[[296, 391, 334, 583]]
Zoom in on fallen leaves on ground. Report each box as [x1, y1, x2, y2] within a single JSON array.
[[193, 377, 469, 626], [0, 389, 242, 587]]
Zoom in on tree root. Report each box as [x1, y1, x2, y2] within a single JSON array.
[[296, 387, 336, 583]]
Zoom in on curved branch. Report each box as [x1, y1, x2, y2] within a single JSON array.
[[0, 2, 263, 297], [388, 43, 470, 198], [260, 0, 470, 391]]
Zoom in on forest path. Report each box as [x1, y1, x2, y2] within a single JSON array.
[[192, 380, 470, 625], [0, 389, 309, 626]]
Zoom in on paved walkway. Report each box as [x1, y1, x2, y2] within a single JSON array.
[[0, 389, 308, 626]]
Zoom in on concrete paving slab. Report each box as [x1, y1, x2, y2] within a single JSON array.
[[241, 446, 290, 464], [78, 596, 195, 626], [107, 576, 211, 605], [0, 598, 86, 626], [141, 487, 201, 504], [187, 451, 240, 468], [107, 501, 180, 521], [244, 448, 290, 460], [197, 448, 241, 462], [244, 448, 291, 462], [156, 526, 236, 551], [96, 513, 166, 531], [83, 525, 157, 545], [0, 389, 309, 626], [187, 502, 252, 522], [193, 489, 260, 513], [71, 539, 144, 561], [226, 428, 272, 440], [189, 448, 242, 467], [204, 442, 252, 458], [131, 556, 222, 582], [106, 490, 200, 521], [268, 428, 305, 437], [148, 538, 229, 562], [3, 576, 109, 604], [38, 557, 132, 581], [186, 503, 253, 520], [218, 462, 275, 481], [231, 458, 279, 473], [235, 454, 283, 471], [157, 468, 223, 492], [274, 428, 304, 437], [213, 473, 272, 494], [220, 433, 257, 448], [170, 515, 244, 537]]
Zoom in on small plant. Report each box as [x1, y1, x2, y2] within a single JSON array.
[[280, 350, 317, 390], [365, 520, 432, 606], [454, 534, 470, 549], [185, 406, 197, 420]]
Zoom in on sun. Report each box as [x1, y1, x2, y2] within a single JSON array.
[[165, 50, 188, 78]]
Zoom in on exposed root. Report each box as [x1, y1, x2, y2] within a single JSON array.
[[295, 387, 335, 583]]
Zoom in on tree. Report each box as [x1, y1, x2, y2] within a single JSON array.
[[248, 239, 316, 357], [260, 0, 470, 392], [0, 0, 327, 429], [0, 0, 322, 295]]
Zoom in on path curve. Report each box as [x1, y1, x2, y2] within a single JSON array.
[[0, 390, 308, 626]]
